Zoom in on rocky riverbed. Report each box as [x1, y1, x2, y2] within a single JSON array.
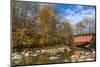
[[12, 47, 96, 65]]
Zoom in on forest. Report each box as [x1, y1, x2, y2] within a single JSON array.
[[12, 1, 96, 65]]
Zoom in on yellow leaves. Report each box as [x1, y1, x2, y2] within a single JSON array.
[[44, 25, 49, 33], [37, 5, 55, 25], [12, 27, 34, 48], [40, 39, 44, 45]]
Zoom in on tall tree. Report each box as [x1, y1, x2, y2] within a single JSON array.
[[75, 17, 95, 35], [60, 20, 74, 46], [36, 5, 57, 47]]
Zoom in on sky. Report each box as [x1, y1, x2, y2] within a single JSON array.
[[14, 1, 96, 25], [54, 4, 96, 25]]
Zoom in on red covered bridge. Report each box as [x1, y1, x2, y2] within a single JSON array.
[[73, 34, 95, 46]]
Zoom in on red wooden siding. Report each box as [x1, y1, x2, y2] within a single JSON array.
[[73, 35, 93, 43]]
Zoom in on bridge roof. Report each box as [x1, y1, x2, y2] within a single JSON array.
[[73, 35, 93, 43]]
